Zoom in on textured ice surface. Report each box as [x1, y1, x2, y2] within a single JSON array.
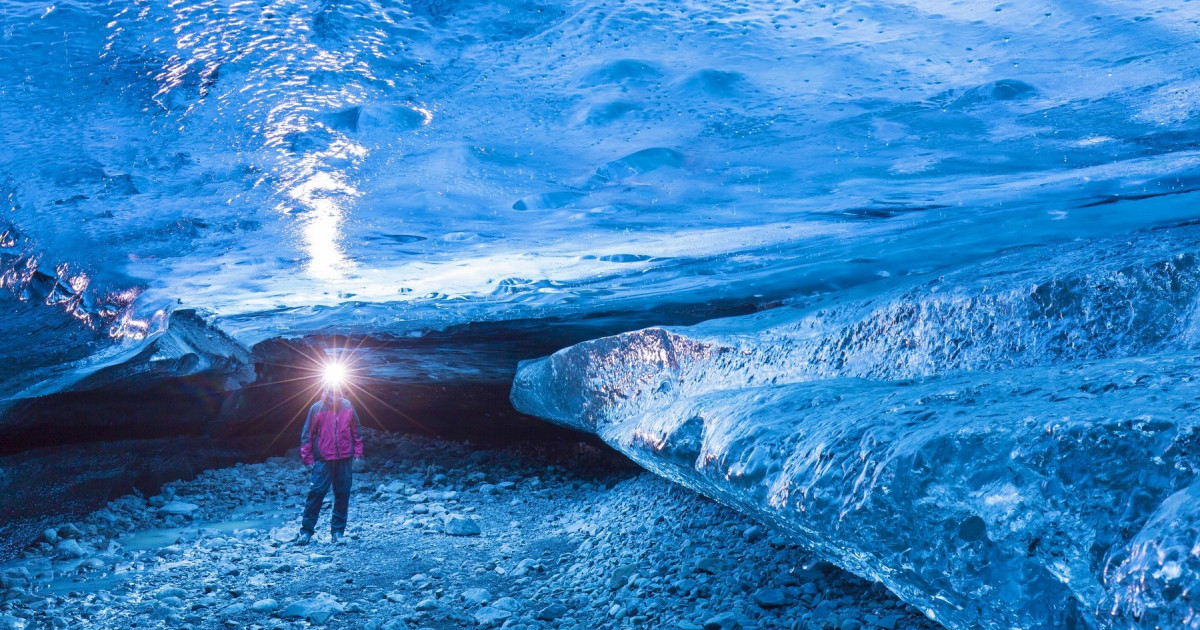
[[6, 0, 1200, 399], [6, 1, 1200, 625], [512, 229, 1200, 630]]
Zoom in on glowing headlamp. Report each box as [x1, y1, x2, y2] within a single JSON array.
[[322, 361, 349, 389]]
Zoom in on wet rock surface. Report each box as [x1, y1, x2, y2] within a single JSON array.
[[0, 429, 936, 630]]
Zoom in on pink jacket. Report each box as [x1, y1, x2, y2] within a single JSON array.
[[300, 398, 363, 465]]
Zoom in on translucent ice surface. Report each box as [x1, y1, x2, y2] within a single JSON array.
[[5, 1, 1200, 625], [6, 0, 1200, 399], [512, 229, 1200, 630]]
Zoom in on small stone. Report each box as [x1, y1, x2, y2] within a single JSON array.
[[380, 618, 409, 630], [55, 539, 86, 559], [462, 588, 491, 605], [703, 612, 739, 630], [512, 558, 540, 576], [281, 592, 344, 623], [270, 527, 301, 543], [473, 606, 513, 626], [742, 526, 765, 543], [443, 515, 481, 536], [415, 598, 438, 611], [155, 587, 188, 600], [535, 603, 568, 621], [753, 588, 787, 608], [491, 597, 520, 612], [693, 556, 724, 574], [677, 622, 704, 630], [607, 564, 638, 589], [874, 615, 902, 630], [250, 599, 279, 613], [1, 568, 29, 581], [77, 558, 106, 572], [41, 529, 59, 545], [0, 615, 25, 630], [158, 502, 200, 518], [56, 524, 83, 539], [841, 620, 864, 630], [0, 576, 25, 589]]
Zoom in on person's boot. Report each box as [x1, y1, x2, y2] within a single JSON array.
[[331, 531, 344, 544], [296, 531, 313, 546]]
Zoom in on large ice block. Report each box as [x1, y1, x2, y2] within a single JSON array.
[[512, 234, 1200, 630]]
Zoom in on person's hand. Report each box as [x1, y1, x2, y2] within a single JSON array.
[[352, 457, 363, 472]]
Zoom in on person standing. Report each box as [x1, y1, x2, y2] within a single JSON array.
[[297, 385, 363, 545]]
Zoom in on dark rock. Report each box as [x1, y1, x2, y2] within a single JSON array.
[[752, 587, 787, 608], [694, 556, 724, 574], [536, 603, 568, 620], [874, 614, 902, 629], [703, 611, 739, 630], [56, 524, 83, 539]]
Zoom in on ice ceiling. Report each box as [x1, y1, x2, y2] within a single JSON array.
[[3, 0, 1200, 399]]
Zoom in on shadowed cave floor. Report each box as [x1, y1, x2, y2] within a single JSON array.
[[0, 429, 937, 630]]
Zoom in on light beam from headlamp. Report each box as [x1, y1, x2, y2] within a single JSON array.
[[322, 360, 349, 390]]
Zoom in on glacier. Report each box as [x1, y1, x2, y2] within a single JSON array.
[[512, 229, 1200, 629], [3, 0, 1200, 627], [6, 0, 1200, 401]]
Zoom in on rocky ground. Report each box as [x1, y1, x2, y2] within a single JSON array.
[[0, 429, 939, 630]]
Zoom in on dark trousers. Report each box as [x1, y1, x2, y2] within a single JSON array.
[[302, 459, 353, 535]]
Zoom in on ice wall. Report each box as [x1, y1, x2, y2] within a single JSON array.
[[512, 228, 1200, 630]]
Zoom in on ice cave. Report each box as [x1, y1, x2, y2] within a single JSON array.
[[2, 1, 1200, 629]]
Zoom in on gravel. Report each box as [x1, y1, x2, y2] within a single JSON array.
[[0, 429, 940, 630]]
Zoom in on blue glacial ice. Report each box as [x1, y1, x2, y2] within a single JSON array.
[[512, 229, 1200, 629], [6, 0, 1200, 400], [4, 0, 1200, 626]]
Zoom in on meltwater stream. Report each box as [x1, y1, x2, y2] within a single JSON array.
[[3, 1, 1200, 629]]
